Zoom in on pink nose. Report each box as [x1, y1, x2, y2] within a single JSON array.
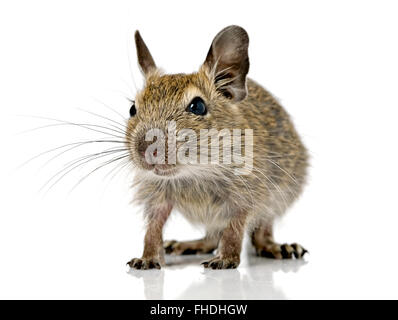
[[137, 141, 158, 163], [140, 149, 157, 158]]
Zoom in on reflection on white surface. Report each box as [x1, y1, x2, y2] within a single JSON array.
[[128, 250, 307, 300]]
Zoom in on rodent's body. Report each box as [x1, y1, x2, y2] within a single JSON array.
[[133, 78, 308, 234], [127, 26, 309, 270]]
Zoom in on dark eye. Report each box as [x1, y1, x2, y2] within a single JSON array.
[[187, 97, 207, 116], [129, 101, 136, 117]]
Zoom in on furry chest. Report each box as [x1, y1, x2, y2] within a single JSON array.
[[170, 186, 231, 231]]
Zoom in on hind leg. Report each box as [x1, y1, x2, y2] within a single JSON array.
[[164, 235, 219, 255], [251, 223, 307, 259]]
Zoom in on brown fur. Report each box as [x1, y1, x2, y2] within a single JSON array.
[[164, 237, 219, 255], [126, 26, 309, 269]]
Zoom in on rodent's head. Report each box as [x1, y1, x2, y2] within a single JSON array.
[[126, 26, 250, 178]]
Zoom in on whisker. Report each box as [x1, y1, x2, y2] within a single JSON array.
[[41, 149, 129, 193], [214, 163, 257, 211], [251, 167, 289, 212], [266, 159, 299, 186], [62, 147, 129, 167], [41, 141, 128, 169], [68, 154, 130, 193], [92, 98, 129, 122], [17, 138, 127, 169], [76, 108, 128, 133], [17, 115, 127, 139], [99, 158, 133, 197], [103, 157, 132, 182]]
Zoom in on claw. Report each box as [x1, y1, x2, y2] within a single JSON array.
[[281, 244, 294, 259], [126, 257, 161, 270], [202, 256, 240, 269], [255, 242, 308, 260]]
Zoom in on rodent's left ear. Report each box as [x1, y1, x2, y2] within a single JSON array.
[[203, 25, 249, 102], [135, 30, 157, 76]]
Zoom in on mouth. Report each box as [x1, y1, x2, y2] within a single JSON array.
[[134, 156, 179, 177], [152, 164, 179, 177]]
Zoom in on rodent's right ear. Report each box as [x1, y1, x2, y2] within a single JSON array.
[[203, 25, 249, 102], [135, 30, 157, 76]]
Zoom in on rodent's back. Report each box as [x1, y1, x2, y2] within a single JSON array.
[[242, 78, 308, 203]]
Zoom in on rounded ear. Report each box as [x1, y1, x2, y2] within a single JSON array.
[[135, 30, 157, 76], [203, 25, 249, 102]]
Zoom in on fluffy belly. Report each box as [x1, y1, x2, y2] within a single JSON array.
[[174, 201, 230, 232]]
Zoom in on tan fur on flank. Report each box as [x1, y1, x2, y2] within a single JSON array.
[[127, 26, 309, 270]]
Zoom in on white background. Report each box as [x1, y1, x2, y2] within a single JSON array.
[[1, 0, 398, 299]]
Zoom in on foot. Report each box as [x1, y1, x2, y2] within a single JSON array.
[[254, 242, 308, 259], [127, 257, 161, 270], [201, 256, 240, 269], [163, 238, 218, 255]]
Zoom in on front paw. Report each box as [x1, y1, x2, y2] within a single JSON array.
[[201, 256, 240, 269], [127, 257, 161, 270]]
